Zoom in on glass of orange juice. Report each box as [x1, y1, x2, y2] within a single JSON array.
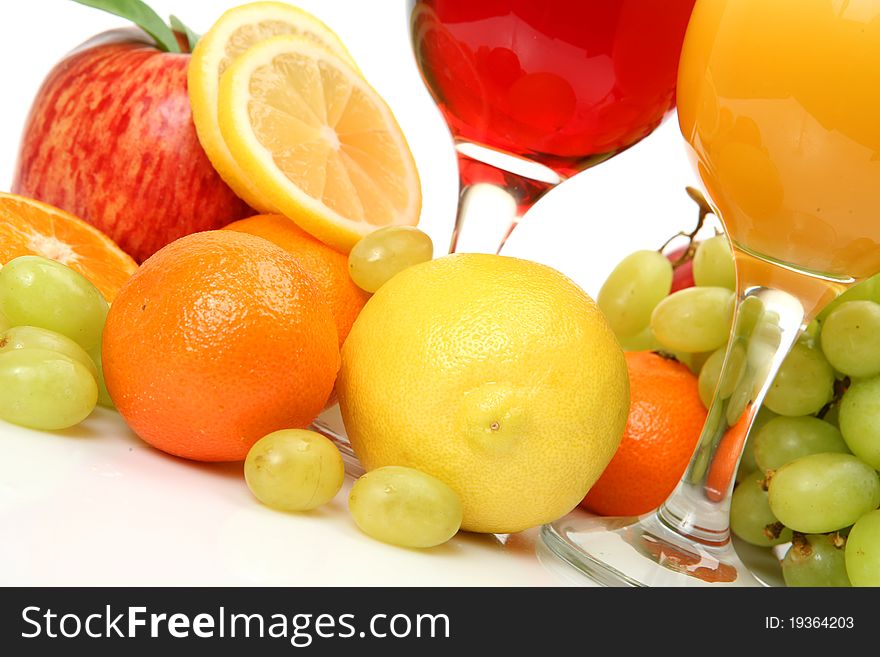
[[541, 0, 880, 586]]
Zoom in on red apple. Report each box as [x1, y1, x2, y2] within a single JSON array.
[[666, 243, 696, 293], [12, 28, 252, 263]]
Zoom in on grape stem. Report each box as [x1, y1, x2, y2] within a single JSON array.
[[658, 186, 717, 266], [817, 377, 850, 420]]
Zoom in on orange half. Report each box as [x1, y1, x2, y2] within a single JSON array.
[[0, 192, 138, 301]]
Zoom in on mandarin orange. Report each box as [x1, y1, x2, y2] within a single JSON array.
[[223, 214, 369, 346], [581, 350, 706, 517], [102, 230, 339, 462]]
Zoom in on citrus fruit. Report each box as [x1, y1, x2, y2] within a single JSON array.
[[217, 35, 421, 252], [581, 351, 707, 517], [223, 213, 368, 346], [337, 253, 630, 534], [189, 1, 357, 212], [0, 192, 137, 301], [102, 230, 339, 462]]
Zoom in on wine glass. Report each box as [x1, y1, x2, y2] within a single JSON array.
[[541, 0, 880, 586], [408, 0, 697, 254], [312, 0, 698, 473]]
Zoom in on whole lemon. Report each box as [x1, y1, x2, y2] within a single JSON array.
[[337, 253, 629, 533]]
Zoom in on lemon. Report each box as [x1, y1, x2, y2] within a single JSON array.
[[217, 35, 422, 253], [337, 254, 630, 534], [189, 1, 358, 212]]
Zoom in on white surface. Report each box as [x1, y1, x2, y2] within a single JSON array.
[[0, 0, 764, 586]]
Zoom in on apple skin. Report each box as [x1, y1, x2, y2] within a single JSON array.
[[12, 28, 252, 263], [666, 244, 696, 293]]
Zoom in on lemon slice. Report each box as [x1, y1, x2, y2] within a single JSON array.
[[218, 36, 422, 252], [189, 2, 358, 212]]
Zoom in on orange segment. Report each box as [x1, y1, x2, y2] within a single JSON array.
[[0, 192, 137, 301]]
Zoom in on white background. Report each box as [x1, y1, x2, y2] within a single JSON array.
[[0, 1, 731, 585]]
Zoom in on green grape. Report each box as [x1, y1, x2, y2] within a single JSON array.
[[671, 350, 711, 375], [730, 470, 792, 547], [87, 346, 114, 409], [763, 343, 834, 416], [0, 347, 98, 430], [822, 402, 841, 427], [735, 407, 777, 483], [838, 377, 880, 470], [692, 235, 735, 289], [819, 301, 880, 378], [0, 309, 9, 332], [1, 325, 98, 380], [650, 286, 734, 353], [0, 256, 108, 350], [348, 227, 433, 293], [349, 465, 462, 548], [782, 533, 851, 587], [244, 429, 345, 512], [768, 453, 880, 534], [845, 509, 880, 586], [617, 325, 659, 352], [753, 415, 849, 472], [698, 347, 725, 408], [817, 273, 880, 323], [597, 250, 672, 337]]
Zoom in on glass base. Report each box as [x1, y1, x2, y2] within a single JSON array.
[[541, 511, 768, 587], [309, 405, 364, 478]]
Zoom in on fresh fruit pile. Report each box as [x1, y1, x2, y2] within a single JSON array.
[[596, 212, 880, 586], [1, 1, 633, 556]]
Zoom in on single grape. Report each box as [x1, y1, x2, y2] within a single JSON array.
[[753, 415, 849, 472], [768, 452, 880, 534], [1, 325, 98, 380], [597, 250, 673, 337], [0, 256, 108, 350], [698, 347, 725, 408], [348, 227, 433, 293], [782, 533, 850, 587], [763, 343, 834, 416], [244, 429, 345, 512], [650, 286, 734, 353], [617, 325, 659, 352], [87, 346, 114, 409], [819, 301, 880, 378], [845, 509, 880, 586], [730, 470, 792, 547], [692, 234, 735, 289], [0, 347, 98, 430], [672, 350, 711, 375], [817, 272, 880, 323], [349, 465, 463, 548], [839, 377, 880, 470]]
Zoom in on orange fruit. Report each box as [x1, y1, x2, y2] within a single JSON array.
[[0, 192, 137, 301], [102, 230, 340, 462], [223, 214, 369, 347], [581, 351, 706, 517]]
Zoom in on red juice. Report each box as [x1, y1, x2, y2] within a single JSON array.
[[410, 0, 696, 178]]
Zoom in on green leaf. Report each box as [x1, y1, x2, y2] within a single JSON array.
[[169, 14, 200, 52], [71, 0, 181, 53]]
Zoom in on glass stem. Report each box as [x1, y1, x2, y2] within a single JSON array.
[[450, 149, 557, 254], [656, 251, 840, 546]]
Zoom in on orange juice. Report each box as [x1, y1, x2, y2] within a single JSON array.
[[678, 0, 880, 282]]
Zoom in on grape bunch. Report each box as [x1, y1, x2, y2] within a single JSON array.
[[0, 255, 114, 430], [598, 233, 880, 587]]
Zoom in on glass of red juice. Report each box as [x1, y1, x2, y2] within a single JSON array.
[[409, 0, 696, 252]]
